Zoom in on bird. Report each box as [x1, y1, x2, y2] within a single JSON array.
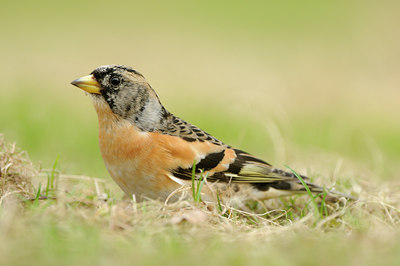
[[71, 65, 335, 203]]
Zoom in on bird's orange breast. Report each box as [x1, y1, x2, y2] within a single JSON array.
[[92, 98, 224, 199]]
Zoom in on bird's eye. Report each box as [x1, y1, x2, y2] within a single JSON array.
[[109, 76, 121, 86]]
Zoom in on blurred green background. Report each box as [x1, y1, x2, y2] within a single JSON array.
[[0, 0, 399, 180]]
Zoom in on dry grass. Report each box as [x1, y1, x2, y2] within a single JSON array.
[[1, 135, 400, 265], [0, 134, 36, 203]]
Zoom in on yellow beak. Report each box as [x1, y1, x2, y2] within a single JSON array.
[[70, 75, 101, 94]]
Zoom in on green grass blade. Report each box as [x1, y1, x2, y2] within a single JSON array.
[[34, 183, 42, 204], [191, 160, 196, 200], [195, 172, 207, 202], [50, 154, 60, 190], [285, 165, 321, 221], [320, 188, 328, 217], [216, 189, 223, 213]]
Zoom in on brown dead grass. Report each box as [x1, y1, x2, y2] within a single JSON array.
[[0, 134, 37, 203]]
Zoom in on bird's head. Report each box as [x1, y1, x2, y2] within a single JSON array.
[[71, 65, 168, 131]]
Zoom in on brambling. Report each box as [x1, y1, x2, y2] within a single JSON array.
[[71, 65, 326, 202]]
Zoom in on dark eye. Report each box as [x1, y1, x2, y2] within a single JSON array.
[[109, 75, 121, 86]]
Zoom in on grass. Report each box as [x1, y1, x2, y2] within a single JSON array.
[[1, 1, 400, 265], [1, 134, 400, 265], [285, 165, 322, 222], [190, 161, 208, 203]]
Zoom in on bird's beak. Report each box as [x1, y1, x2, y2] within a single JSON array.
[[70, 75, 101, 94]]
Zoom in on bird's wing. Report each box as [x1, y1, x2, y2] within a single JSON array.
[[158, 115, 224, 146], [171, 147, 320, 192], [157, 115, 321, 192]]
